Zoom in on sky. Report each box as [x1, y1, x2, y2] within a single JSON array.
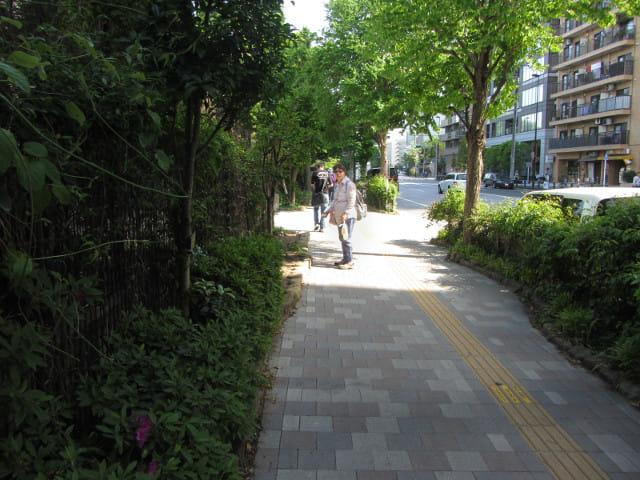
[[282, 0, 329, 35]]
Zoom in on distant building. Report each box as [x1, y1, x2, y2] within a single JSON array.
[[438, 113, 466, 173], [485, 59, 555, 182], [549, 13, 638, 185]]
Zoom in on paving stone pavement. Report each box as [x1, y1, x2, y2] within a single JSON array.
[[254, 207, 640, 480]]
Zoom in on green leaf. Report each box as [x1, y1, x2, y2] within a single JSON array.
[[51, 183, 72, 205], [65, 101, 86, 125], [10, 251, 33, 278], [155, 150, 172, 173], [0, 128, 18, 173], [9, 51, 40, 69], [0, 61, 30, 93], [23, 141, 47, 158], [1, 16, 23, 29], [32, 186, 51, 214], [71, 33, 97, 58], [147, 110, 161, 128], [17, 158, 47, 191], [138, 133, 154, 149], [43, 158, 61, 182]]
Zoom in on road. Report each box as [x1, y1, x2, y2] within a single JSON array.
[[397, 174, 524, 213]]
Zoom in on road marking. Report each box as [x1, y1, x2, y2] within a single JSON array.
[[388, 257, 610, 480], [398, 197, 429, 207]]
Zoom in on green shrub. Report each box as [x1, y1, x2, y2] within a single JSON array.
[[0, 260, 102, 479], [623, 169, 636, 183], [190, 235, 284, 358], [78, 307, 250, 479], [610, 325, 640, 380], [1, 233, 286, 478], [365, 175, 398, 212], [0, 318, 76, 479], [426, 188, 465, 244], [445, 196, 640, 380]]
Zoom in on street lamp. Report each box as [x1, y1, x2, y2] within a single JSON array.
[[509, 93, 518, 181], [531, 74, 540, 186]]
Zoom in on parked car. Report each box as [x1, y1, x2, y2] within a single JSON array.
[[521, 187, 640, 221], [483, 172, 498, 187], [438, 172, 467, 194], [367, 167, 399, 189], [494, 177, 514, 189]]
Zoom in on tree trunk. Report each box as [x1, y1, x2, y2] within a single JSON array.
[[375, 129, 389, 178], [462, 52, 491, 244], [265, 181, 276, 234], [462, 125, 484, 244], [289, 165, 298, 204], [177, 96, 201, 317]]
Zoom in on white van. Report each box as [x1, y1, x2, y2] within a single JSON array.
[[521, 187, 640, 220]]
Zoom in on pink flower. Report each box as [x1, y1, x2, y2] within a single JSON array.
[[135, 414, 154, 449], [147, 458, 159, 475]]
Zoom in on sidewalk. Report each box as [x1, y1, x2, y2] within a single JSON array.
[[255, 207, 640, 480]]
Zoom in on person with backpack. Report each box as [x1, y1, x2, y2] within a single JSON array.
[[323, 163, 357, 269], [311, 162, 332, 232], [327, 167, 336, 201]]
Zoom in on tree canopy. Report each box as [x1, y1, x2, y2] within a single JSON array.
[[367, 0, 625, 241]]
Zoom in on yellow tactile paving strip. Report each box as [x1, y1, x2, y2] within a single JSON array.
[[390, 257, 610, 480]]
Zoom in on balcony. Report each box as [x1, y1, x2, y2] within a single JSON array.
[[444, 128, 466, 140], [553, 59, 633, 97], [549, 131, 628, 150], [550, 95, 631, 125], [555, 25, 635, 68]]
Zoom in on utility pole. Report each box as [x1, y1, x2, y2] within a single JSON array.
[[509, 88, 518, 180], [531, 73, 540, 185]]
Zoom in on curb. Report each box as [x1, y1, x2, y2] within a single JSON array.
[[280, 231, 311, 318]]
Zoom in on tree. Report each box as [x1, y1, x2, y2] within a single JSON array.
[[130, 0, 290, 314], [368, 0, 621, 242], [249, 29, 329, 233], [318, 0, 414, 183]]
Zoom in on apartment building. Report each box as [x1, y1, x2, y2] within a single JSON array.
[[485, 62, 556, 182], [549, 13, 638, 185], [438, 114, 466, 173], [442, 57, 556, 181]]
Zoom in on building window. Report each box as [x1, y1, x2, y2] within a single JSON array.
[[561, 103, 569, 119], [505, 118, 514, 135], [589, 127, 598, 137], [521, 84, 542, 107], [520, 112, 541, 132], [594, 31, 604, 49]]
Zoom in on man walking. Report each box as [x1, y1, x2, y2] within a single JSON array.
[[311, 162, 332, 232]]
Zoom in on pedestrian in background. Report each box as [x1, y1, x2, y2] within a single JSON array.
[[311, 162, 332, 232], [327, 167, 336, 201], [324, 163, 356, 269]]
